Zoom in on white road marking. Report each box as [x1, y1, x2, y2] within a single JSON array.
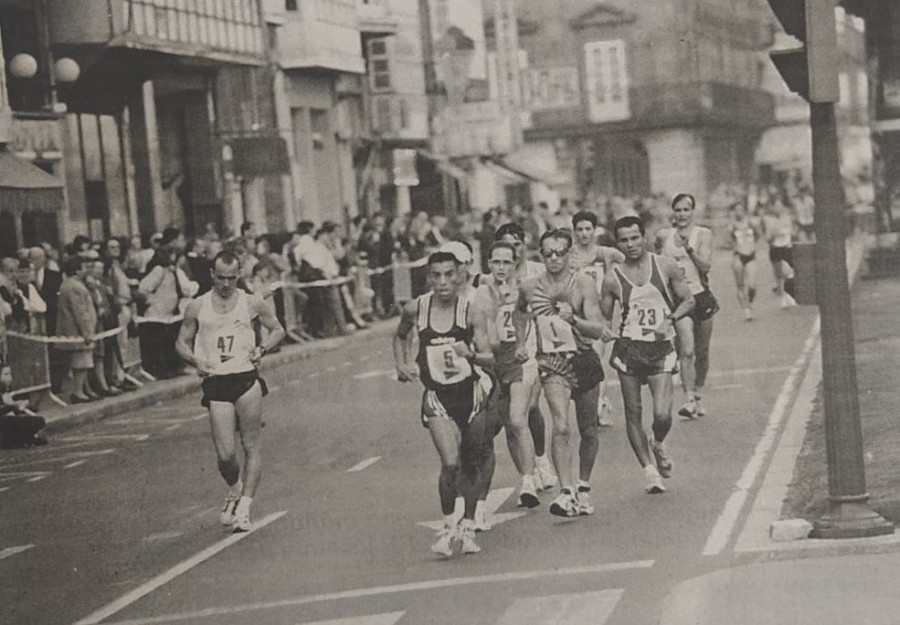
[[26, 474, 48, 483], [189, 413, 208, 421], [0, 544, 34, 560], [0, 487, 9, 492], [288, 379, 301, 386], [326, 366, 337, 373], [64, 460, 87, 469], [295, 612, 404, 625], [101, 561, 653, 625], [267, 385, 282, 393], [308, 372, 321, 380], [347, 456, 381, 472], [141, 532, 184, 543], [59, 434, 151, 443], [340, 360, 354, 368], [0, 449, 115, 469], [714, 383, 744, 390], [163, 424, 182, 432], [496, 589, 623, 625], [0, 471, 51, 482], [702, 317, 821, 556], [352, 369, 396, 381], [73, 511, 287, 625], [418, 487, 526, 531]]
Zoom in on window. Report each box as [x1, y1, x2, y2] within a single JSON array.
[[286, 0, 297, 11], [126, 0, 262, 54], [399, 99, 409, 130], [368, 39, 391, 92]]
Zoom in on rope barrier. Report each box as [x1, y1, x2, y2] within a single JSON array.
[[7, 326, 126, 344]]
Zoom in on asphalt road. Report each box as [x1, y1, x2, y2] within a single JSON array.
[[2, 250, 820, 625]]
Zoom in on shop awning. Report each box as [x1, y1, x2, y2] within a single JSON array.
[[487, 156, 570, 187], [418, 150, 469, 181], [0, 151, 63, 189]]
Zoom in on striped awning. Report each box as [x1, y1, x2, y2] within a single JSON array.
[[0, 151, 63, 189]]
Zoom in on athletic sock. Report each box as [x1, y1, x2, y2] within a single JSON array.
[[235, 496, 253, 516], [522, 474, 535, 490], [577, 480, 591, 492], [442, 514, 455, 528]]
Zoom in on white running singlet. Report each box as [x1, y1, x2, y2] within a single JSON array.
[[614, 254, 676, 342], [195, 290, 257, 376], [662, 228, 706, 295]]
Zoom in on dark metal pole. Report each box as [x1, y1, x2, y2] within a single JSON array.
[[809, 100, 893, 538]]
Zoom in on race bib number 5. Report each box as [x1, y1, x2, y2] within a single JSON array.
[[536, 315, 577, 354], [425, 343, 472, 385]]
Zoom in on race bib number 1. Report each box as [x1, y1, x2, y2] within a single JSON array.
[[425, 343, 472, 385], [536, 315, 577, 354]]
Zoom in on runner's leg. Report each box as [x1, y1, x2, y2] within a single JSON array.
[[575, 383, 601, 483], [543, 380, 575, 490], [618, 372, 651, 468], [234, 381, 264, 498], [209, 401, 240, 486], [427, 416, 462, 517]]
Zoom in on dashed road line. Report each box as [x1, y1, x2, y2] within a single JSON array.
[[59, 434, 151, 443], [297, 613, 405, 625], [347, 456, 381, 472], [267, 385, 282, 393], [0, 544, 34, 560], [163, 424, 182, 432], [0, 487, 9, 492], [100, 561, 653, 625], [64, 460, 87, 469], [26, 474, 48, 483], [74, 511, 287, 625]]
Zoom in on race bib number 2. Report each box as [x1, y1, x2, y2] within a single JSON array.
[[536, 315, 577, 354], [497, 303, 516, 343], [425, 343, 472, 385]]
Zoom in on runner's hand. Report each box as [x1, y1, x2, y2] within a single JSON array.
[[452, 342, 474, 360], [396, 364, 418, 383], [515, 344, 529, 363], [600, 326, 616, 343], [250, 346, 264, 366], [556, 302, 574, 324]]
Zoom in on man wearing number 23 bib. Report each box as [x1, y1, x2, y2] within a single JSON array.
[[599, 216, 694, 496]]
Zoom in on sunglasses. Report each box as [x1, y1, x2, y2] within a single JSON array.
[[540, 247, 570, 259]]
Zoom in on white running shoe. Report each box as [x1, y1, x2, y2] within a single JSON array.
[[695, 397, 707, 417], [549, 490, 578, 518], [232, 507, 252, 533], [744, 307, 754, 321], [598, 397, 613, 427], [458, 522, 481, 554], [576, 488, 595, 515], [649, 438, 673, 478], [431, 523, 457, 557], [219, 489, 241, 526], [532, 470, 544, 492], [517, 480, 540, 509], [780, 293, 797, 309], [474, 505, 492, 532], [644, 465, 666, 494], [678, 397, 698, 419], [535, 456, 558, 491]]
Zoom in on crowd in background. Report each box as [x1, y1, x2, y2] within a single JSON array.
[[0, 169, 874, 424]]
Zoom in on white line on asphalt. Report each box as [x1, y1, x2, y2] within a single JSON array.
[[73, 511, 287, 625], [496, 589, 623, 625], [347, 456, 381, 472], [308, 372, 321, 379], [352, 369, 396, 380], [0, 471, 52, 482], [163, 424, 182, 432], [100, 561, 654, 625], [0, 544, 34, 560], [340, 360, 354, 367], [326, 366, 337, 373], [288, 379, 301, 386], [0, 487, 9, 492], [59, 434, 151, 443], [26, 475, 48, 483], [714, 383, 744, 390], [295, 612, 405, 625], [189, 413, 208, 421], [267, 385, 282, 393], [64, 460, 87, 469], [702, 317, 821, 556]]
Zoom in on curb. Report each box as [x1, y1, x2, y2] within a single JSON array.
[[42, 319, 396, 436]]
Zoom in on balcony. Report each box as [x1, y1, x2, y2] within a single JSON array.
[[276, 2, 365, 74], [357, 0, 398, 38], [526, 82, 775, 138], [48, 0, 267, 65]]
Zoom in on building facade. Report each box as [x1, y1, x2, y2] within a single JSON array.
[[511, 0, 776, 206]]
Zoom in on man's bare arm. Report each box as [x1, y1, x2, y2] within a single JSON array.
[[392, 300, 419, 382], [662, 257, 695, 320], [571, 274, 604, 340], [175, 299, 202, 370], [250, 293, 286, 360]]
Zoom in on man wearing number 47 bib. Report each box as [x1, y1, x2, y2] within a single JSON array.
[[599, 216, 694, 495], [176, 251, 285, 533], [515, 229, 607, 519], [393, 252, 497, 557]]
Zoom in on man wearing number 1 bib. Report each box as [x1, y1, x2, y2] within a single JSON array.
[[515, 229, 607, 518], [599, 217, 694, 495], [176, 251, 285, 533], [393, 252, 496, 557]]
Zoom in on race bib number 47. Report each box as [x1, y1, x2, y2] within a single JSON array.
[[536, 315, 577, 354]]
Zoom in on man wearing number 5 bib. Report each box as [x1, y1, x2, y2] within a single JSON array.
[[393, 252, 496, 557], [599, 217, 694, 495], [515, 229, 607, 519], [176, 250, 285, 533]]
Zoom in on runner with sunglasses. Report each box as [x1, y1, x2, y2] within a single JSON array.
[[515, 229, 606, 517]]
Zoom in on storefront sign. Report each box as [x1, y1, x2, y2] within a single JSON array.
[[392, 149, 419, 186], [525, 67, 581, 111], [10, 118, 63, 159]]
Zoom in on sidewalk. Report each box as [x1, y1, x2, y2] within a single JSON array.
[[659, 236, 900, 625], [39, 319, 396, 435]]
